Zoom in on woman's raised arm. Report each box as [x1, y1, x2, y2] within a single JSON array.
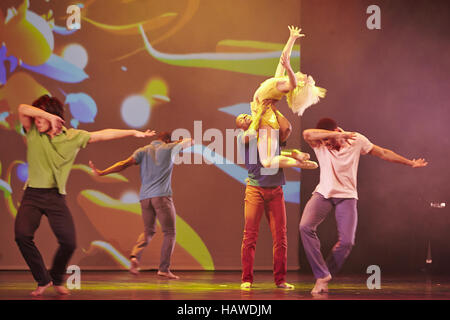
[[274, 26, 304, 78]]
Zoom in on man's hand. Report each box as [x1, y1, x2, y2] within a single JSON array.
[[88, 160, 102, 176], [337, 129, 357, 145], [340, 131, 357, 140], [49, 114, 65, 136], [134, 129, 156, 138], [410, 158, 428, 168]]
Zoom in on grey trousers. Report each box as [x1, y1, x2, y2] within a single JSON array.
[[130, 196, 176, 272], [299, 192, 358, 279]]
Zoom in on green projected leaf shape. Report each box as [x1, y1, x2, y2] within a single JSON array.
[[139, 25, 300, 77], [82, 12, 178, 35]]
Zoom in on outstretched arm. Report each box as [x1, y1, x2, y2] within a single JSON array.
[[303, 129, 355, 140], [88, 129, 156, 143], [170, 138, 194, 159], [303, 129, 356, 147], [276, 52, 298, 93], [89, 157, 136, 176], [303, 129, 356, 148], [274, 26, 304, 78], [170, 138, 195, 153], [18, 104, 65, 136], [369, 145, 428, 167], [175, 137, 194, 149]]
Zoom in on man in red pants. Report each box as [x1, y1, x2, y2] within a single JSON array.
[[235, 104, 304, 289]]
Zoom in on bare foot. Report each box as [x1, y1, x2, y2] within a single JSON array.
[[298, 160, 319, 170], [240, 282, 252, 290], [157, 270, 180, 280], [30, 281, 53, 297], [291, 149, 310, 162], [311, 292, 329, 299], [54, 285, 70, 295], [129, 257, 140, 275], [311, 274, 332, 294], [277, 282, 295, 290]]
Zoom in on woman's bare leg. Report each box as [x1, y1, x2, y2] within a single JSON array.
[[257, 125, 275, 167], [258, 126, 318, 170], [282, 149, 310, 162]]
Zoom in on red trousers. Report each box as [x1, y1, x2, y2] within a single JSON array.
[[241, 185, 287, 285]]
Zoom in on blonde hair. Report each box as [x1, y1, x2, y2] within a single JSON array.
[[286, 76, 326, 116]]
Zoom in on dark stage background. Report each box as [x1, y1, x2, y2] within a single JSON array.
[[299, 0, 450, 275], [0, 0, 449, 275]]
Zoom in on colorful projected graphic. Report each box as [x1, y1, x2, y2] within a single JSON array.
[[62, 43, 88, 69], [0, 0, 301, 271], [139, 25, 300, 76], [121, 95, 151, 128]]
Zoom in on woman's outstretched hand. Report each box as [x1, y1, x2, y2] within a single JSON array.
[[288, 26, 305, 40]]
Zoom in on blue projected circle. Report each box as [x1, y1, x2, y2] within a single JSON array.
[[16, 163, 29, 182]]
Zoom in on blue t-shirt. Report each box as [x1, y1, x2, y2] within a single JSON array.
[[238, 132, 285, 187], [133, 140, 179, 200]]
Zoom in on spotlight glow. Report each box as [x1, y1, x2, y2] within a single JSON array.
[[120, 95, 151, 128], [120, 191, 140, 204], [62, 43, 88, 69]]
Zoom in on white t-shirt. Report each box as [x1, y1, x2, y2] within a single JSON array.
[[312, 132, 373, 199]]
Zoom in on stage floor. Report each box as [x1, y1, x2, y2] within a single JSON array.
[[1, 270, 450, 300]]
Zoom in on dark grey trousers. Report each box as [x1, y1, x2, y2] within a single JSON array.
[[15, 188, 76, 286], [130, 196, 176, 272]]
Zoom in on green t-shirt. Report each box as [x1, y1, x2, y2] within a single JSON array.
[[25, 124, 91, 194]]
